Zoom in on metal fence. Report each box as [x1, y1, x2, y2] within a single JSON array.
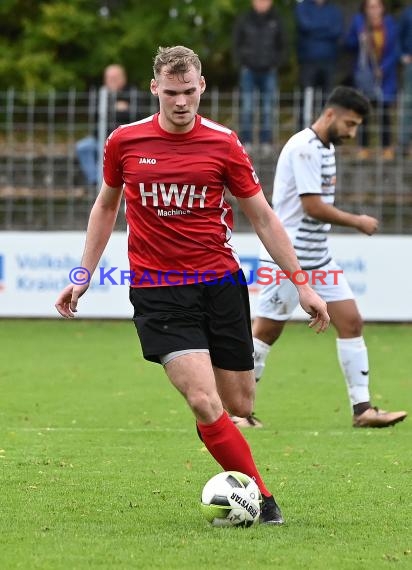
[[0, 87, 411, 233]]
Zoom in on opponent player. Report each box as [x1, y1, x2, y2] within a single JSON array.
[[55, 46, 329, 525], [235, 86, 407, 429]]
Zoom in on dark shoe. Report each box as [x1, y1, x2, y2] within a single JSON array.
[[231, 413, 263, 428], [353, 406, 407, 428], [260, 495, 284, 525]]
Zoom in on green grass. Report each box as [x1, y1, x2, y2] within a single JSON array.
[[0, 320, 411, 570]]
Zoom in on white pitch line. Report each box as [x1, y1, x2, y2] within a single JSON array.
[[5, 427, 409, 437], [6, 426, 190, 433]]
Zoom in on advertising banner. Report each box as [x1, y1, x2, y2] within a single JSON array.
[[0, 232, 410, 321]]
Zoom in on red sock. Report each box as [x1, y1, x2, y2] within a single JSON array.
[[197, 410, 271, 497]]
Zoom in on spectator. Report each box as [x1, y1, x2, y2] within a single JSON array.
[[345, 0, 399, 161], [76, 64, 135, 185], [295, 0, 344, 130], [232, 0, 285, 157], [398, 4, 412, 157]]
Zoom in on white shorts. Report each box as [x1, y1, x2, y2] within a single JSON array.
[[255, 259, 355, 321]]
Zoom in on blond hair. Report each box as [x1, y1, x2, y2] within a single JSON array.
[[153, 46, 202, 80]]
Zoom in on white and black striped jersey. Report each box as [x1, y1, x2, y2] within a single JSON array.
[[261, 127, 336, 270]]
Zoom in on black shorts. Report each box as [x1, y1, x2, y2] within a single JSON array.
[[129, 270, 254, 371]]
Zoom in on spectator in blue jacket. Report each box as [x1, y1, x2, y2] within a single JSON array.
[[295, 0, 344, 130], [345, 0, 399, 160], [398, 5, 412, 157]]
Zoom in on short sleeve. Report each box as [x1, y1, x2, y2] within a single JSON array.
[[290, 143, 322, 196], [224, 133, 262, 198], [103, 128, 124, 188]]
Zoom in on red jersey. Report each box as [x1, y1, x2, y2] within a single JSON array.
[[103, 113, 261, 287]]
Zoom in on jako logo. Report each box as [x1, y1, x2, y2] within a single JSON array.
[[0, 255, 4, 291], [139, 157, 157, 164]]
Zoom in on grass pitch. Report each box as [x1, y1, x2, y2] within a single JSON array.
[[0, 320, 411, 569]]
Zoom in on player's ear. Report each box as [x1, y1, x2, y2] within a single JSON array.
[[200, 76, 206, 94], [150, 79, 158, 96], [324, 107, 335, 122]]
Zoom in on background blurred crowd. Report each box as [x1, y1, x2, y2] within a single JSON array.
[[232, 0, 412, 162], [2, 1, 411, 186]]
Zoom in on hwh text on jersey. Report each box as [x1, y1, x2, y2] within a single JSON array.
[[139, 183, 207, 208]]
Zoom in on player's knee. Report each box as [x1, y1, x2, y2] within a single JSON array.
[[253, 320, 283, 346], [227, 397, 254, 418], [186, 391, 209, 415], [342, 314, 363, 337]]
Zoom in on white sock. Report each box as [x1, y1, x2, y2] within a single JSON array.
[[253, 337, 271, 381], [336, 336, 370, 406]]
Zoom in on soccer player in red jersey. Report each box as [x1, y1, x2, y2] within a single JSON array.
[[55, 45, 329, 525]]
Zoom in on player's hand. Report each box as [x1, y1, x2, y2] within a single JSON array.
[[356, 215, 378, 236], [55, 283, 89, 318], [297, 285, 330, 333]]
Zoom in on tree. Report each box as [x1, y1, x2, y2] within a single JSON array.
[[0, 0, 244, 90], [0, 0, 408, 90]]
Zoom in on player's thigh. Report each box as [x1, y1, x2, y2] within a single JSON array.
[[164, 352, 224, 422], [165, 351, 217, 398]]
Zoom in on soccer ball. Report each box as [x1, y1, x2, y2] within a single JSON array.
[[200, 471, 262, 527]]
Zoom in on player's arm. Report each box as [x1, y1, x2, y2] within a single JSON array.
[[55, 181, 123, 318], [300, 194, 378, 235], [290, 142, 378, 236], [80, 181, 123, 275], [237, 191, 329, 333]]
